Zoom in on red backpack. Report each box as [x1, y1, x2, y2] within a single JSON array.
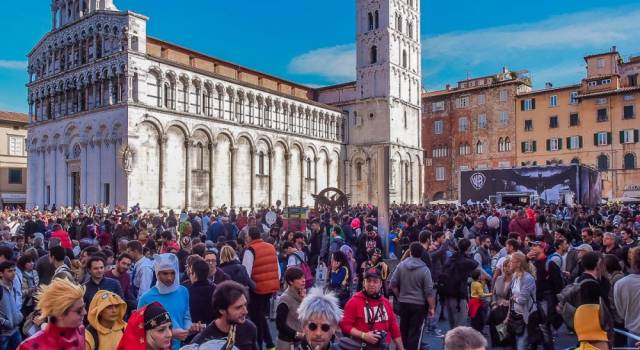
[[291, 253, 315, 289]]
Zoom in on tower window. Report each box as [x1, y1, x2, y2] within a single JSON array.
[[402, 50, 408, 68], [368, 12, 374, 31], [374, 11, 379, 29], [396, 15, 403, 33], [370, 46, 377, 64]]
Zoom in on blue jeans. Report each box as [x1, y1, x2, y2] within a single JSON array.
[[1, 329, 22, 350], [515, 328, 528, 350]]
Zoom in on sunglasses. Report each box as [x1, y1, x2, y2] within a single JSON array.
[[307, 323, 331, 332]]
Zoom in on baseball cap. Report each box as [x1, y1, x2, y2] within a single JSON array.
[[364, 268, 382, 280]]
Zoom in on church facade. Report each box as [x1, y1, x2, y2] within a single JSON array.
[[26, 0, 423, 211]]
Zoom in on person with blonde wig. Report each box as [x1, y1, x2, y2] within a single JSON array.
[[17, 278, 86, 350]]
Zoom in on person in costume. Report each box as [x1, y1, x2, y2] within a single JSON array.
[[85, 290, 127, 350], [17, 278, 86, 350], [116, 301, 173, 350], [138, 253, 203, 349]]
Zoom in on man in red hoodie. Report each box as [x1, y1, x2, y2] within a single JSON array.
[[50, 224, 72, 250], [340, 268, 404, 350], [508, 209, 535, 241]]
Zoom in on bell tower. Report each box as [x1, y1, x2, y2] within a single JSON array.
[[51, 0, 119, 30]]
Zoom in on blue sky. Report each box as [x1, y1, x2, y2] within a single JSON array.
[[2, 0, 640, 113]]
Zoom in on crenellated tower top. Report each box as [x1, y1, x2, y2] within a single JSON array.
[[51, 0, 119, 29]]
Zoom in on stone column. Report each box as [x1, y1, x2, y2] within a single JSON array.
[[314, 156, 319, 195], [284, 152, 291, 207], [249, 149, 255, 209], [344, 160, 351, 196], [299, 156, 304, 206], [108, 78, 114, 105], [268, 151, 274, 206], [158, 135, 167, 209], [409, 161, 414, 203], [208, 142, 215, 208], [366, 157, 372, 203], [126, 73, 133, 102], [230, 147, 237, 208], [184, 138, 191, 210]]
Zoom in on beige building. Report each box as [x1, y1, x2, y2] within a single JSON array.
[[0, 112, 28, 208], [516, 47, 640, 200]]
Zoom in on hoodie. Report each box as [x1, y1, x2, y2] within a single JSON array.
[[340, 291, 400, 344], [389, 257, 434, 306], [85, 290, 127, 350]]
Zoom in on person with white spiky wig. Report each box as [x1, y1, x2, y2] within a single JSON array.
[[295, 287, 342, 350]]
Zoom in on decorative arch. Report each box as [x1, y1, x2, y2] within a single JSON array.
[[164, 120, 190, 138]]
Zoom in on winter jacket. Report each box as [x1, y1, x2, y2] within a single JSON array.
[[0, 280, 23, 336], [85, 290, 127, 350], [188, 280, 216, 325], [219, 259, 256, 290], [508, 218, 534, 239], [389, 257, 434, 306], [340, 291, 401, 344], [18, 323, 85, 350]]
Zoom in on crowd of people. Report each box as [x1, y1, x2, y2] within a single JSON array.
[[0, 202, 638, 349]]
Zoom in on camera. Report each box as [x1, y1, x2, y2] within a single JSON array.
[[373, 330, 387, 349]]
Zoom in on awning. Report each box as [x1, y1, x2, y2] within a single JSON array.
[[1, 193, 26, 203]]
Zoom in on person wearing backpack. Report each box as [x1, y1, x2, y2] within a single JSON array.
[[85, 290, 127, 350], [441, 238, 479, 331], [283, 241, 314, 289]]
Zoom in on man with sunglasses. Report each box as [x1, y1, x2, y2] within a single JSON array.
[[296, 287, 343, 350], [341, 268, 404, 350]]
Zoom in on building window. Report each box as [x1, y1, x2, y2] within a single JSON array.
[[396, 14, 403, 32], [522, 141, 536, 153], [407, 21, 413, 39], [597, 154, 609, 171], [547, 138, 562, 151], [356, 162, 363, 181], [499, 112, 509, 127], [568, 135, 583, 150], [524, 119, 533, 132], [306, 158, 312, 179], [570, 113, 579, 126], [374, 11, 379, 29], [570, 91, 579, 104], [476, 141, 484, 154], [549, 95, 558, 107], [431, 101, 444, 112], [624, 105, 635, 119], [624, 95, 635, 101], [403, 111, 408, 128], [458, 117, 469, 132], [8, 136, 24, 156], [455, 96, 469, 109], [477, 114, 487, 129], [549, 116, 558, 128], [595, 132, 611, 146], [504, 137, 512, 152], [368, 12, 374, 30], [620, 129, 638, 144], [597, 108, 608, 122], [402, 50, 407, 68], [477, 94, 486, 105], [370, 46, 377, 64], [434, 120, 443, 134], [258, 152, 265, 175], [8, 169, 21, 184], [435, 167, 445, 181], [597, 58, 606, 68], [624, 153, 637, 169], [596, 97, 608, 105], [629, 74, 638, 87], [459, 143, 470, 155], [499, 89, 508, 102], [103, 183, 110, 205], [521, 98, 535, 111]]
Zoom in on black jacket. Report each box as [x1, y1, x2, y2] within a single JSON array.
[[219, 260, 256, 290], [188, 280, 216, 325], [191, 318, 259, 350]]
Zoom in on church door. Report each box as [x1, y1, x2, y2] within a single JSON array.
[[72, 172, 81, 208]]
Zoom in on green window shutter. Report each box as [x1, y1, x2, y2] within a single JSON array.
[[521, 142, 526, 153], [558, 138, 563, 150], [533, 141, 537, 152], [579, 136, 583, 148], [594, 133, 598, 146], [531, 99, 536, 109], [635, 129, 639, 143], [620, 130, 625, 144], [520, 100, 525, 111], [546, 139, 551, 151], [566, 137, 571, 150], [607, 132, 612, 145]]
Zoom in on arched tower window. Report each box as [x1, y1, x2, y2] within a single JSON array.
[[407, 22, 414, 39], [597, 154, 609, 171], [624, 153, 636, 169], [368, 12, 374, 31], [505, 137, 511, 151], [306, 158, 312, 179], [374, 11, 379, 29], [396, 14, 403, 32], [402, 50, 408, 68], [476, 141, 484, 154], [258, 151, 265, 175], [498, 137, 504, 152], [370, 46, 378, 64], [356, 162, 363, 181]]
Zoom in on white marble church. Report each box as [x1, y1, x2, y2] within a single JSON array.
[[26, 0, 423, 211]]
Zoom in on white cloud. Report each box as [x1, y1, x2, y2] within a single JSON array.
[[0, 60, 27, 70], [287, 6, 640, 85], [423, 6, 640, 63], [287, 44, 356, 82]]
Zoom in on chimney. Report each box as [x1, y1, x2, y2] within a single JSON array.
[[502, 66, 509, 74], [445, 84, 451, 91], [612, 46, 617, 52], [545, 82, 553, 89]]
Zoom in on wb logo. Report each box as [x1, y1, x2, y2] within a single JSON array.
[[470, 173, 486, 190]]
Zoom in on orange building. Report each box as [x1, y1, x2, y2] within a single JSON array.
[[422, 68, 531, 201], [516, 47, 640, 200]]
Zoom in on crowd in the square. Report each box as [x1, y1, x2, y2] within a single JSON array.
[[0, 201, 638, 350]]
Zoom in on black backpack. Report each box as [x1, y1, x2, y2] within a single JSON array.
[[440, 256, 465, 298]]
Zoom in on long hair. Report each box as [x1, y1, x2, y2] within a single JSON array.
[[36, 278, 85, 319]]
